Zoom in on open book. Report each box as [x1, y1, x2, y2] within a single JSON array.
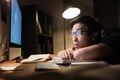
[[20, 54, 51, 63]]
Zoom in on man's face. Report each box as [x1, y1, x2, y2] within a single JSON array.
[[71, 23, 92, 49]]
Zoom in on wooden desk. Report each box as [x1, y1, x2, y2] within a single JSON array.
[[0, 60, 70, 79], [1, 60, 120, 80]]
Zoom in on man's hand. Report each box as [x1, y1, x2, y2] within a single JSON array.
[[57, 49, 74, 60]]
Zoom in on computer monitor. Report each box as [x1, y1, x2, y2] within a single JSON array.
[[8, 0, 22, 60]]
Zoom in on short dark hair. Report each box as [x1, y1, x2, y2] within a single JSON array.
[[70, 16, 103, 43]]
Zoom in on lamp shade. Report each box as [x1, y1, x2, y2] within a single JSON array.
[[62, 7, 80, 19]]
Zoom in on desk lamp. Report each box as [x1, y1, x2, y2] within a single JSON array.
[[62, 0, 81, 19]]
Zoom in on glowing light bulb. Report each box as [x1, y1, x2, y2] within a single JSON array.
[[62, 7, 80, 19]]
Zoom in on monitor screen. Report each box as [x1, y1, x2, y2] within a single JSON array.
[[10, 0, 22, 46], [8, 0, 22, 60]]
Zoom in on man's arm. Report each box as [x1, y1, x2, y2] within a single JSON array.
[[73, 43, 113, 61]]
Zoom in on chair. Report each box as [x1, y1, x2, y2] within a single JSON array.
[[102, 28, 120, 38]]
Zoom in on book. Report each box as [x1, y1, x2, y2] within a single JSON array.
[[20, 54, 51, 63]]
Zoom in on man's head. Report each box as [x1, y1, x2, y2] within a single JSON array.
[[70, 16, 103, 49]]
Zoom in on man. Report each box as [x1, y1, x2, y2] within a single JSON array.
[[57, 16, 120, 64]]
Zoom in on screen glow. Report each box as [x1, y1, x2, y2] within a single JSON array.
[[10, 0, 22, 45]]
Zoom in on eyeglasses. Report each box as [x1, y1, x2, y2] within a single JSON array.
[[71, 29, 85, 37]]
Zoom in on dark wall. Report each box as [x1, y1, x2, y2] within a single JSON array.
[[94, 0, 119, 29]]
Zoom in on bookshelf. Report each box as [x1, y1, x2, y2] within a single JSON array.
[[21, 5, 53, 58]]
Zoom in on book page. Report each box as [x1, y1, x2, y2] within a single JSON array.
[[20, 54, 50, 63]]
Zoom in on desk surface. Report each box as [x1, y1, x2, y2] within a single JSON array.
[[1, 60, 120, 80], [0, 60, 35, 77], [0, 60, 70, 78]]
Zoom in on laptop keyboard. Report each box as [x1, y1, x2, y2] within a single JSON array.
[[35, 62, 60, 71]]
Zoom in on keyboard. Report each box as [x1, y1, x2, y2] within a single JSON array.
[[35, 62, 60, 71]]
